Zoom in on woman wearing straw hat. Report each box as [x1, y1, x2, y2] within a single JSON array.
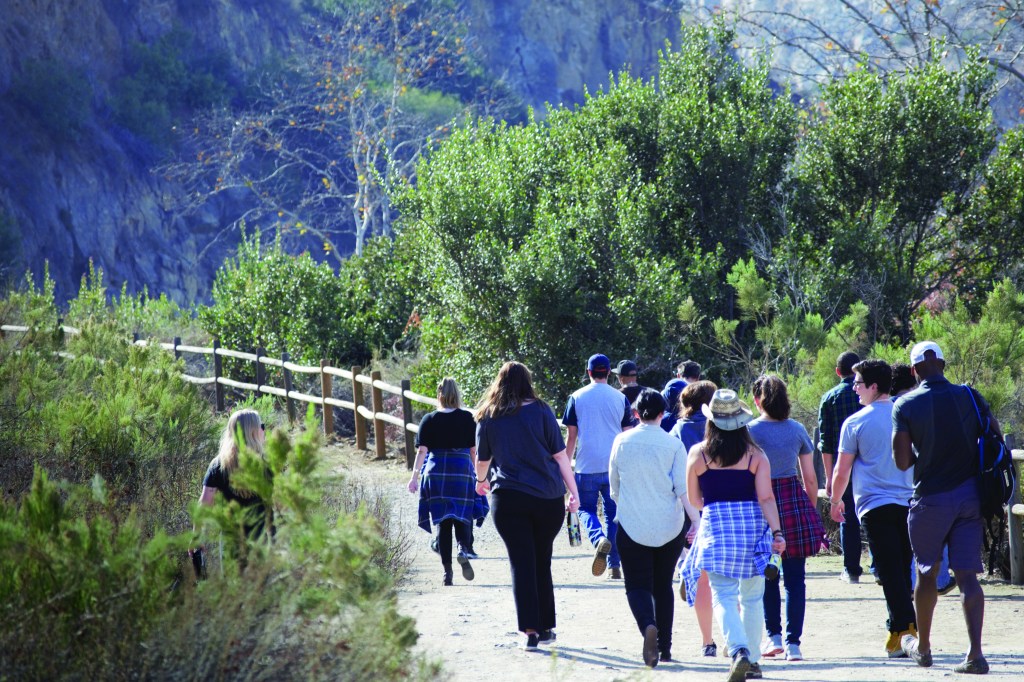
[[680, 389, 786, 682]]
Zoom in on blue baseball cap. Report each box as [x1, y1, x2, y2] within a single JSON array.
[[587, 354, 610, 371]]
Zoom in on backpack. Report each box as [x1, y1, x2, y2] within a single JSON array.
[[963, 386, 1017, 520]]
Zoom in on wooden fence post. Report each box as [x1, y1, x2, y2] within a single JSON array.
[[173, 336, 182, 361], [321, 359, 334, 440], [1007, 436, 1023, 585], [213, 338, 225, 413], [401, 379, 415, 470], [352, 366, 367, 451], [255, 346, 266, 393], [283, 351, 296, 423], [371, 369, 386, 460]]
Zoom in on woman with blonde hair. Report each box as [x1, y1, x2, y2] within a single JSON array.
[[195, 408, 271, 542], [474, 361, 581, 650], [408, 377, 482, 586]]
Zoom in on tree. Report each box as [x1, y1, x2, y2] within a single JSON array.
[[786, 49, 998, 340], [165, 0, 509, 260], [710, 0, 1024, 122], [396, 24, 797, 399]]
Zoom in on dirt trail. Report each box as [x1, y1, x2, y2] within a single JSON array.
[[333, 445, 1024, 681]]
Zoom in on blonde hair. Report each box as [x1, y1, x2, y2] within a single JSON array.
[[216, 409, 264, 473], [437, 377, 462, 409]]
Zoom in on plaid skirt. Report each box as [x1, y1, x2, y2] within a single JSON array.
[[773, 475, 828, 559], [417, 448, 487, 533]]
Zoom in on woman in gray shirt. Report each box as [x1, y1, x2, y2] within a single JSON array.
[[748, 374, 827, 663]]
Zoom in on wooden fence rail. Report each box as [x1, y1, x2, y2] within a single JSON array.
[[1, 323, 438, 469]]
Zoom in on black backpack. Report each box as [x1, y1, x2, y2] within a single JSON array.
[[964, 386, 1017, 520]]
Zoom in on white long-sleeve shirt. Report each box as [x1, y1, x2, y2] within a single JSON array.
[[609, 422, 687, 546]]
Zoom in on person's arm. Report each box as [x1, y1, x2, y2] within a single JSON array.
[[553, 449, 580, 512], [754, 451, 787, 556], [407, 446, 428, 493], [609, 440, 620, 501], [565, 425, 578, 463], [190, 486, 218, 552], [686, 445, 704, 511], [818, 394, 836, 496], [830, 453, 855, 522], [892, 431, 915, 471], [798, 453, 818, 507]]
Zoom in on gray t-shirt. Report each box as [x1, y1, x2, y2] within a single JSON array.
[[747, 418, 813, 479], [562, 381, 633, 474], [839, 400, 914, 519]]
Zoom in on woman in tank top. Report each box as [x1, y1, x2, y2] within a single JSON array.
[[680, 389, 786, 682]]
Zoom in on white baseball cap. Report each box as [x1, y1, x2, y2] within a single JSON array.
[[910, 341, 944, 365]]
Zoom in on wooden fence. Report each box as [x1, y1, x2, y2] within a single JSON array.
[[3, 321, 1024, 582], [0, 323, 438, 469]]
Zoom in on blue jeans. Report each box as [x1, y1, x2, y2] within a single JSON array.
[[708, 572, 765, 663], [575, 471, 620, 569], [762, 557, 805, 645]]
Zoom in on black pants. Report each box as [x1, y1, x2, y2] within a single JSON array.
[[438, 518, 472, 567], [491, 488, 565, 633], [862, 503, 915, 633], [616, 524, 686, 656]]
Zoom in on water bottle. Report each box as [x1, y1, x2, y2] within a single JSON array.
[[566, 510, 582, 547], [764, 553, 782, 580]]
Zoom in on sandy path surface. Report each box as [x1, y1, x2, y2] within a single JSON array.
[[337, 447, 1024, 681]]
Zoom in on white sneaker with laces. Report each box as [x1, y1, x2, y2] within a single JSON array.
[[785, 643, 803, 661], [761, 635, 783, 657]]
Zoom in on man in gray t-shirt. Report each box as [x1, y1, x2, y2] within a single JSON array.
[[563, 353, 634, 578], [832, 359, 915, 659]]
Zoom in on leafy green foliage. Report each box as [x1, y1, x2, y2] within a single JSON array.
[[397, 24, 796, 399], [0, 416, 429, 681], [199, 229, 413, 372], [111, 27, 235, 148], [10, 58, 93, 143], [790, 48, 998, 337]]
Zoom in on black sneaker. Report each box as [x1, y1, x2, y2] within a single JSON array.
[[728, 648, 752, 682], [537, 629, 557, 645], [642, 625, 659, 668], [746, 662, 762, 679], [937, 575, 958, 596], [430, 536, 439, 555], [442, 569, 453, 586], [659, 650, 672, 662], [523, 633, 540, 651], [702, 642, 717, 657], [457, 551, 475, 581]]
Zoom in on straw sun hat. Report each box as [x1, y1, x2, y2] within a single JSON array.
[[701, 389, 755, 431]]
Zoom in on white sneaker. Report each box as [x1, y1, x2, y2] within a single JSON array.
[[785, 643, 803, 661], [761, 635, 783, 657]]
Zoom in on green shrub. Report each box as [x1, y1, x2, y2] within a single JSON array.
[[10, 58, 93, 143], [0, 418, 430, 681]]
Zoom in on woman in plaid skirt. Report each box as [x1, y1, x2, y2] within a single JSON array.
[[748, 374, 828, 662]]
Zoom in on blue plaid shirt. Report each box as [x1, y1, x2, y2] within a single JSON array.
[[817, 377, 860, 455], [680, 500, 771, 605]]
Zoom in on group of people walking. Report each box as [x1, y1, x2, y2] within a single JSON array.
[[398, 343, 998, 679]]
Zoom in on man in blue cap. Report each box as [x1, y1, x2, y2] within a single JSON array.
[[563, 353, 636, 578]]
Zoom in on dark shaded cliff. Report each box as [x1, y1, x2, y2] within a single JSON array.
[[0, 1, 679, 303]]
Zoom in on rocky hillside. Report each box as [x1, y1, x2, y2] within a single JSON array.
[[0, 0, 679, 304]]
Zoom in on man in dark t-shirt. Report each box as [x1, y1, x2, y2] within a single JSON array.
[[612, 359, 647, 406], [892, 341, 995, 674]]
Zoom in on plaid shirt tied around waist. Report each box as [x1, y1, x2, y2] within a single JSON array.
[[680, 499, 771, 606]]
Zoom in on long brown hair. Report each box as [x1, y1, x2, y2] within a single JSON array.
[[474, 361, 541, 420], [703, 420, 757, 468]]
